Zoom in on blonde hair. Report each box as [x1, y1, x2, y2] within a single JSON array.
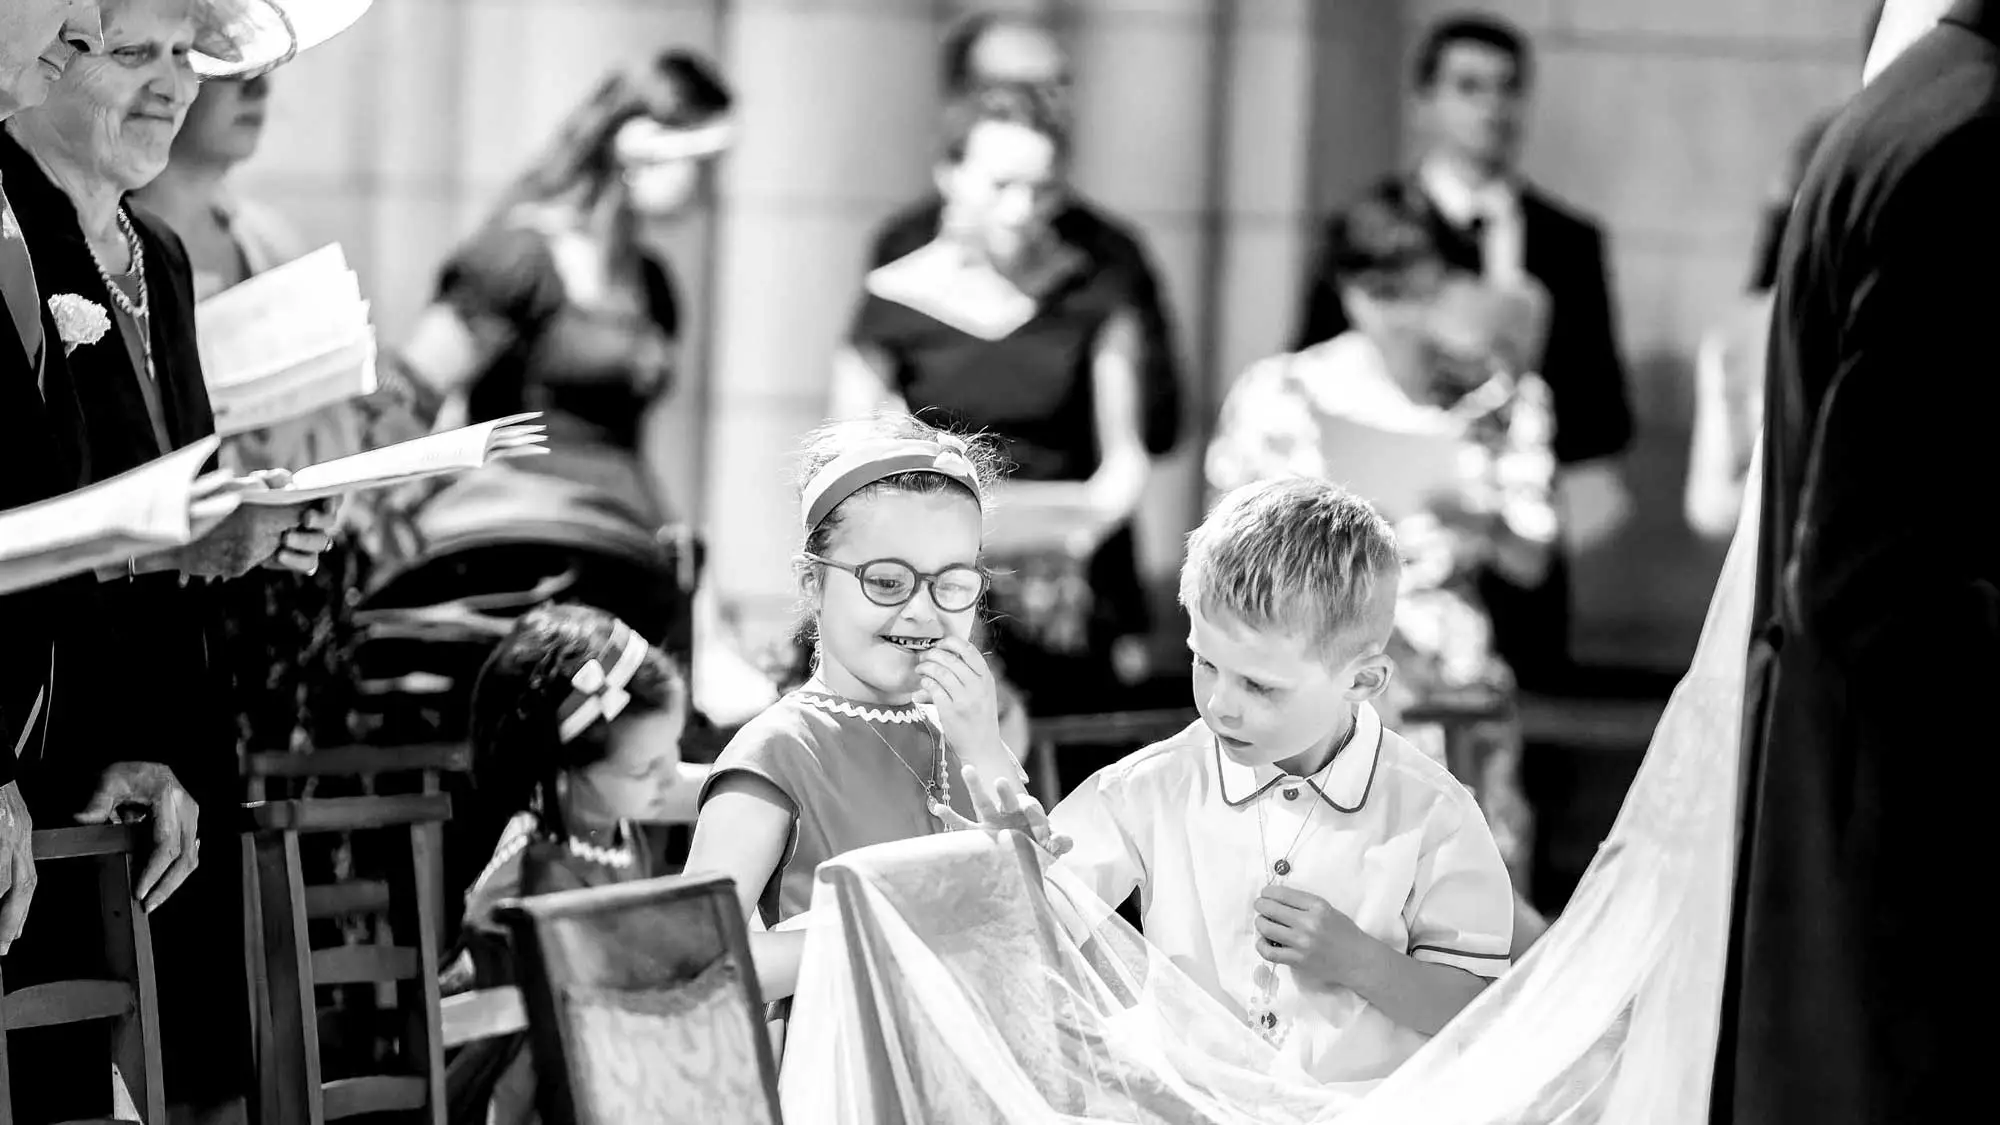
[[1180, 478, 1401, 664]]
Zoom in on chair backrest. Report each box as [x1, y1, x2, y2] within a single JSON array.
[[495, 872, 780, 1125], [242, 793, 453, 1125], [0, 823, 164, 1125]]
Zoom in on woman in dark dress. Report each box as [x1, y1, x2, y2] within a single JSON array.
[[393, 51, 773, 729], [399, 50, 731, 533], [832, 85, 1154, 724], [0, 2, 334, 1119]]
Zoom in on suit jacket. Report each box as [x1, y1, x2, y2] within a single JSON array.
[[0, 209, 90, 789], [0, 131, 228, 815], [1293, 174, 1635, 466], [868, 193, 1186, 456], [1712, 4, 2000, 1122]]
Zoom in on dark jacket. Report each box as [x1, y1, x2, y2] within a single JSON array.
[[1712, 4, 2000, 1121], [0, 128, 247, 1110], [1293, 175, 1635, 466], [0, 204, 89, 788]]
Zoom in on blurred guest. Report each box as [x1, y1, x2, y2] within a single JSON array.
[[1684, 114, 1835, 541], [833, 86, 1152, 721], [133, 72, 432, 761], [0, 0, 103, 960], [396, 51, 769, 725], [1209, 184, 1553, 887], [2, 1, 335, 1119], [401, 50, 730, 532], [1293, 12, 1633, 688], [868, 9, 1184, 459]]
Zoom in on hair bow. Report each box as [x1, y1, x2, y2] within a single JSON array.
[[556, 625, 652, 744]]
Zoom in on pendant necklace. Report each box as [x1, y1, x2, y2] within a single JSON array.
[[862, 715, 950, 823], [1245, 719, 1356, 1038]]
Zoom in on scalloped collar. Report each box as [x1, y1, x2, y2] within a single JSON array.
[[794, 689, 930, 726]]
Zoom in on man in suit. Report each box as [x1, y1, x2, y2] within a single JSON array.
[[1293, 13, 1635, 688], [0, 0, 101, 960], [864, 9, 1185, 456], [1711, 1, 1997, 1121]]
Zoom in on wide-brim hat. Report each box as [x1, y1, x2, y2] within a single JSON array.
[[192, 0, 374, 80]]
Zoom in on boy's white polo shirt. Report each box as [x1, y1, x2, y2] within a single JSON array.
[[1049, 702, 1514, 1086]]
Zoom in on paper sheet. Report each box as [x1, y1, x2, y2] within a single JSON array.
[[1312, 414, 1469, 522], [197, 244, 379, 436], [0, 436, 229, 595], [240, 413, 548, 505]]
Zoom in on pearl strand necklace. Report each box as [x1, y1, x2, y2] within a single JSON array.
[[86, 207, 153, 376]]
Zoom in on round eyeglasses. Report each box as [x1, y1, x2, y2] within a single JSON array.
[[802, 554, 988, 613]]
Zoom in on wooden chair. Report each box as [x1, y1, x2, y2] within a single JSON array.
[[495, 873, 781, 1125], [243, 793, 452, 1125], [0, 823, 164, 1125], [240, 744, 469, 1097]]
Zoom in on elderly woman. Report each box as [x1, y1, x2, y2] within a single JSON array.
[[133, 71, 431, 766], [0, 1, 339, 1120]]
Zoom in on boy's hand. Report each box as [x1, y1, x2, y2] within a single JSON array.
[[936, 763, 1073, 862], [913, 636, 1005, 763], [1254, 884, 1380, 990]]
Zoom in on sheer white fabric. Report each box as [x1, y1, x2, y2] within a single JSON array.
[[776, 450, 1763, 1124]]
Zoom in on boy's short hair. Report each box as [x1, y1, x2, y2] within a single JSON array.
[[1180, 478, 1401, 664]]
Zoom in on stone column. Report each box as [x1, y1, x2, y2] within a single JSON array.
[[702, 0, 944, 642], [1061, 0, 1226, 619]]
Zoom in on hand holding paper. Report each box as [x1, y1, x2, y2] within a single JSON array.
[[0, 437, 233, 596]]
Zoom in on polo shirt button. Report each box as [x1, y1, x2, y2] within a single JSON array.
[[1283, 788, 1299, 800], [1273, 859, 1291, 876], [1260, 1011, 1278, 1030]]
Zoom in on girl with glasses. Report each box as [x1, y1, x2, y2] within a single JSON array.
[[683, 411, 1042, 1010]]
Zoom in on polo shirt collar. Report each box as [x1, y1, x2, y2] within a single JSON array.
[[1214, 703, 1385, 813]]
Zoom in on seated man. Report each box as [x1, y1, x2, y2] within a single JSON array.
[[1049, 478, 1516, 1086]]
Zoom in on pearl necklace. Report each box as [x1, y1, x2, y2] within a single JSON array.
[[564, 820, 637, 869], [86, 207, 153, 375]]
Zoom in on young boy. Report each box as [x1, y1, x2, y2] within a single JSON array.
[[1049, 477, 1514, 1086]]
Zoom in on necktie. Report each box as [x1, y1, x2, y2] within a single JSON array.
[[0, 180, 45, 391]]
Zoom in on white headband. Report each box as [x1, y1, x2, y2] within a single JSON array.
[[555, 626, 652, 744], [613, 116, 736, 165]]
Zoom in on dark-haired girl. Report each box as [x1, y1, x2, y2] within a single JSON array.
[[442, 602, 701, 1124]]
